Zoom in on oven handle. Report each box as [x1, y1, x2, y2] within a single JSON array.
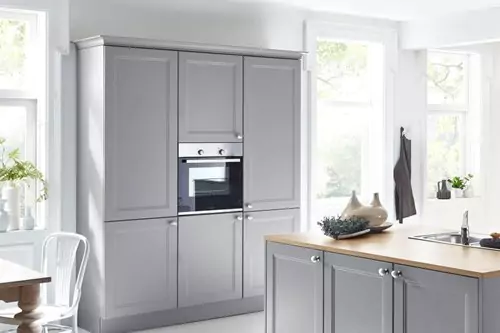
[[183, 158, 242, 164]]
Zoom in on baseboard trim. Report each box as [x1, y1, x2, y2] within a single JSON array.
[[101, 296, 264, 333]]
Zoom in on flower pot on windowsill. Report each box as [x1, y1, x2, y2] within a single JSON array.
[[1, 183, 20, 230], [452, 188, 464, 199]]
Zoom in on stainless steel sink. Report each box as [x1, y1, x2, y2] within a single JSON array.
[[410, 232, 500, 251]]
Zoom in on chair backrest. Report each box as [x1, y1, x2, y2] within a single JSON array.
[[41, 232, 90, 312]]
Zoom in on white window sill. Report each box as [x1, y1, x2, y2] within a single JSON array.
[[0, 229, 48, 246]]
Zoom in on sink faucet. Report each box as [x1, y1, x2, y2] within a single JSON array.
[[461, 210, 469, 245]]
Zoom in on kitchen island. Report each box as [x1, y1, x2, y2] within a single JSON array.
[[265, 225, 500, 333]]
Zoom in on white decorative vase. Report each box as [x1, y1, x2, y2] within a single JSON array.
[[463, 186, 474, 198], [2, 184, 20, 230], [341, 191, 388, 227], [22, 207, 35, 230], [0, 200, 9, 233]]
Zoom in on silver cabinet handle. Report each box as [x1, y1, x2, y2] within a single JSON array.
[[236, 133, 243, 140], [311, 256, 321, 263], [246, 204, 253, 209], [236, 216, 243, 221], [391, 270, 403, 279], [246, 215, 254, 221], [168, 221, 178, 227], [378, 268, 390, 277]]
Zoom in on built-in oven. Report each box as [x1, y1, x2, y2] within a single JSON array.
[[178, 143, 243, 215]]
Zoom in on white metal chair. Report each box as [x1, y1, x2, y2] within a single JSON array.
[[0, 232, 90, 333]]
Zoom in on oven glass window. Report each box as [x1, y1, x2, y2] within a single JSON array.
[[178, 158, 243, 213]]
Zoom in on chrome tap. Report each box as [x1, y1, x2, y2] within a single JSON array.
[[461, 210, 469, 245]]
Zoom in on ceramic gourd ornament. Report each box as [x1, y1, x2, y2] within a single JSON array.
[[342, 191, 388, 227]]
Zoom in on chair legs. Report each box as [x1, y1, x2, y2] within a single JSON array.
[[72, 312, 78, 333]]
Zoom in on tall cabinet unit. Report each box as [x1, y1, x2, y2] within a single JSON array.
[[77, 36, 303, 333]]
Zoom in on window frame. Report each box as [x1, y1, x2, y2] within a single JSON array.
[[304, 21, 398, 230]]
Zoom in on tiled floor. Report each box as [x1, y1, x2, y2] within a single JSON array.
[[135, 312, 264, 333]]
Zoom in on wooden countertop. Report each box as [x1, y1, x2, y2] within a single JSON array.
[[0, 258, 51, 288], [266, 225, 500, 278]]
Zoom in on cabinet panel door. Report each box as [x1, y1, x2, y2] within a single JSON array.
[[178, 213, 243, 307], [243, 209, 299, 298], [179, 52, 243, 142], [394, 264, 479, 333], [266, 242, 323, 333], [104, 47, 178, 222], [324, 253, 393, 333], [105, 218, 178, 317], [244, 57, 301, 212]]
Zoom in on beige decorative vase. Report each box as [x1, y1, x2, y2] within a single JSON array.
[[342, 191, 388, 227]]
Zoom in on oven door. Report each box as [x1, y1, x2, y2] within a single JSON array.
[[178, 157, 243, 214]]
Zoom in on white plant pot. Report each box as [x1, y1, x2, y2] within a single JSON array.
[[0, 200, 8, 233], [2, 184, 20, 230], [454, 189, 464, 199]]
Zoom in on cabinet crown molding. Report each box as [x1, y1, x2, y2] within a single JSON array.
[[74, 35, 306, 60]]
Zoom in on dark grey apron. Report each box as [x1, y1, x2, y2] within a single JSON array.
[[394, 127, 416, 223]]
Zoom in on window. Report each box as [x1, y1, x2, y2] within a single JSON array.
[[426, 51, 481, 197], [0, 9, 46, 227], [311, 38, 385, 222]]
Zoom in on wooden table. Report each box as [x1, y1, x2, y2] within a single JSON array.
[[0, 258, 51, 333]]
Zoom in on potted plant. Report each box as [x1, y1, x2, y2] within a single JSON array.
[[0, 138, 48, 230], [448, 174, 473, 199]]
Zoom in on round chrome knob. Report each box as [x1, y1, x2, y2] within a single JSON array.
[[168, 221, 178, 227], [236, 216, 243, 221], [378, 268, 389, 277], [391, 270, 403, 279], [236, 134, 243, 140], [246, 215, 254, 221], [197, 149, 204, 156], [311, 256, 321, 263], [246, 204, 253, 209], [219, 149, 226, 155]]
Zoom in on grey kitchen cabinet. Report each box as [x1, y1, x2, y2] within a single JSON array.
[[266, 242, 323, 333], [324, 253, 393, 333], [179, 52, 243, 143], [104, 218, 178, 318], [178, 213, 243, 307], [243, 57, 301, 212], [394, 264, 479, 333], [243, 209, 300, 298], [104, 46, 178, 222]]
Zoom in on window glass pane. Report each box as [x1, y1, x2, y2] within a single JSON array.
[[427, 114, 463, 196], [316, 39, 370, 102], [0, 106, 27, 157], [427, 52, 468, 105], [0, 19, 29, 90]]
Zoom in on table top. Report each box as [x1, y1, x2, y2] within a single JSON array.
[[266, 224, 500, 278], [0, 258, 51, 288]]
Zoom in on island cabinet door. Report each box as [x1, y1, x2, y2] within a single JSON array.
[[394, 264, 479, 333], [266, 242, 323, 333], [105, 218, 178, 318], [243, 57, 301, 212], [243, 209, 300, 298], [323, 253, 393, 333], [104, 46, 178, 222], [178, 213, 243, 307], [178, 52, 243, 143]]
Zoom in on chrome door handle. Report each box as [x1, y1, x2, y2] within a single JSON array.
[[168, 221, 178, 227], [378, 268, 390, 277], [391, 270, 403, 279], [311, 255, 321, 263]]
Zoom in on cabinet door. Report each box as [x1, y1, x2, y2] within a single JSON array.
[[244, 57, 301, 212], [178, 213, 243, 307], [104, 47, 178, 222], [243, 209, 299, 298], [105, 218, 178, 317], [266, 242, 323, 333], [324, 253, 393, 333], [394, 264, 479, 333], [179, 52, 243, 142]]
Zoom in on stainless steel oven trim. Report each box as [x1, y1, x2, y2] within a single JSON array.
[[178, 208, 243, 216], [183, 158, 242, 164], [179, 143, 243, 158]]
